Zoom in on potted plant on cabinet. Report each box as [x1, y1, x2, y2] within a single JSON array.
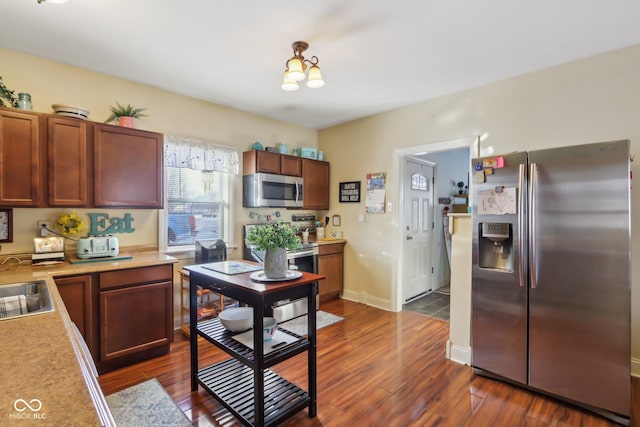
[[246, 222, 301, 279], [105, 102, 148, 128], [0, 76, 19, 108]]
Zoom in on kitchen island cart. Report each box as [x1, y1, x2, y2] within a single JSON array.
[[185, 263, 325, 427]]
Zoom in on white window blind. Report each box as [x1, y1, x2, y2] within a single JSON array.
[[163, 135, 238, 248]]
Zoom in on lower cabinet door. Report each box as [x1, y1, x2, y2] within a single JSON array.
[[55, 274, 94, 350], [99, 281, 172, 361]]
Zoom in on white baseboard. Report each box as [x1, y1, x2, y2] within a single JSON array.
[[340, 289, 362, 304], [364, 294, 392, 311], [631, 357, 640, 378], [446, 340, 471, 365], [341, 290, 393, 311]]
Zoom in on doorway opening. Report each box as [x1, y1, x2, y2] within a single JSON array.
[[396, 137, 475, 318]]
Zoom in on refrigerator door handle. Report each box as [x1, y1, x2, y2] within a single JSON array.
[[529, 162, 537, 289], [518, 163, 526, 287]]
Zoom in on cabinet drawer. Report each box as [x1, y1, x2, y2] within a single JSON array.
[[318, 242, 345, 256], [99, 264, 173, 290]]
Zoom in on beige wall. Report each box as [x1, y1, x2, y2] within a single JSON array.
[[1, 48, 317, 256], [318, 44, 640, 374], [4, 44, 639, 373], [2, 48, 318, 330]]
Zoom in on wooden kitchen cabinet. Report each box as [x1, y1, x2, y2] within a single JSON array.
[[55, 264, 174, 374], [0, 108, 42, 206], [94, 124, 163, 208], [317, 241, 345, 303], [302, 158, 330, 209], [47, 116, 90, 206], [55, 274, 95, 351], [280, 154, 302, 176], [244, 150, 280, 174], [0, 106, 164, 208], [243, 150, 302, 176], [97, 264, 173, 372]]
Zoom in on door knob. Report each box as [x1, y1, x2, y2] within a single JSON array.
[[406, 236, 413, 240]]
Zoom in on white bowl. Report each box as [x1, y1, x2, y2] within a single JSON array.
[[218, 307, 253, 332], [263, 317, 277, 341]]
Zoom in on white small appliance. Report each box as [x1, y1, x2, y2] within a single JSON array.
[[76, 235, 119, 259]]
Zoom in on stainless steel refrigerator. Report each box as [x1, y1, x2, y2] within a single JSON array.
[[471, 140, 631, 423]]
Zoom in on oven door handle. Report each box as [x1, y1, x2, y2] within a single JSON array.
[[287, 248, 318, 258]]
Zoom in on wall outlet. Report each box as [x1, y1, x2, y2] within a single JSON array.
[[37, 220, 50, 237]]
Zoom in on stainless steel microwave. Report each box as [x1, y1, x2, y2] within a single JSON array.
[[242, 173, 304, 208]]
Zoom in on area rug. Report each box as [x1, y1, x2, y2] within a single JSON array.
[[278, 310, 344, 336], [105, 377, 191, 427]]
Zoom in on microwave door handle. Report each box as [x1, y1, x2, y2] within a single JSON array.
[[295, 179, 300, 203]]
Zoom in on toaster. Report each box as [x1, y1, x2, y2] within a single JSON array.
[[76, 235, 119, 259]]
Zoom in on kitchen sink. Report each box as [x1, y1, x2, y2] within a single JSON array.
[[0, 280, 55, 320]]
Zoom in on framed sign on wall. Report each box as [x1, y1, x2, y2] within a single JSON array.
[[339, 181, 361, 203], [0, 208, 13, 242]]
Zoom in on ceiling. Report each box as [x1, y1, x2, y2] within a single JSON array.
[[2, 1, 640, 130]]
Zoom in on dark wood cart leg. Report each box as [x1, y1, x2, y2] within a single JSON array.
[[254, 304, 265, 427], [190, 278, 198, 391], [308, 282, 317, 417]]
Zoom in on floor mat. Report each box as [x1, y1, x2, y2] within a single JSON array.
[[106, 377, 191, 427], [278, 310, 344, 336]]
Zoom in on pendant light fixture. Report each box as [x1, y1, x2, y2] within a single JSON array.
[[281, 41, 325, 91]]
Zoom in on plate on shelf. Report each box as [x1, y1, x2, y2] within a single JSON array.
[[231, 329, 300, 354], [249, 270, 303, 282]]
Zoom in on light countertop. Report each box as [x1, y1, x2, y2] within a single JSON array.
[[0, 252, 176, 426]]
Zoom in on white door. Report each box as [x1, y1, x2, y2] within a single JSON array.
[[402, 158, 435, 302]]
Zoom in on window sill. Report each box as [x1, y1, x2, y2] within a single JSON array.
[[164, 244, 237, 259]]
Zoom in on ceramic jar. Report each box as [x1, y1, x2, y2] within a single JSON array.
[[263, 247, 288, 279]]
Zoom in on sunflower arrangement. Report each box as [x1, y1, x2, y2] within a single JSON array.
[[56, 212, 85, 237]]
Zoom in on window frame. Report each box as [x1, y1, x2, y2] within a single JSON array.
[[160, 167, 234, 254]]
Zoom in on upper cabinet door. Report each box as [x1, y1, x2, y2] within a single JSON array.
[[48, 116, 89, 206], [302, 158, 330, 210], [243, 150, 280, 175], [280, 155, 302, 177], [0, 108, 41, 206], [93, 124, 163, 208]]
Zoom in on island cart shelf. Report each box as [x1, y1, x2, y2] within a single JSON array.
[[184, 263, 325, 427]]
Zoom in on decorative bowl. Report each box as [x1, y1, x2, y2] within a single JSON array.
[[263, 317, 277, 341], [51, 103, 90, 119], [218, 307, 253, 332]]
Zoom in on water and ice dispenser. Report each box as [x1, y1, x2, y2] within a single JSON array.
[[478, 222, 513, 271]]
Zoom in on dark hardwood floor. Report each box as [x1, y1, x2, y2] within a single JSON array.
[[99, 298, 637, 426]]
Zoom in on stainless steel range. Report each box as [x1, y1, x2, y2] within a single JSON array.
[[243, 223, 319, 322]]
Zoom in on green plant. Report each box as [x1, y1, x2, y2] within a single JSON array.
[[105, 102, 148, 123], [0, 76, 18, 108], [246, 222, 301, 251]]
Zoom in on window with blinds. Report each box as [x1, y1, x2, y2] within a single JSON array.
[[163, 136, 238, 249]]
